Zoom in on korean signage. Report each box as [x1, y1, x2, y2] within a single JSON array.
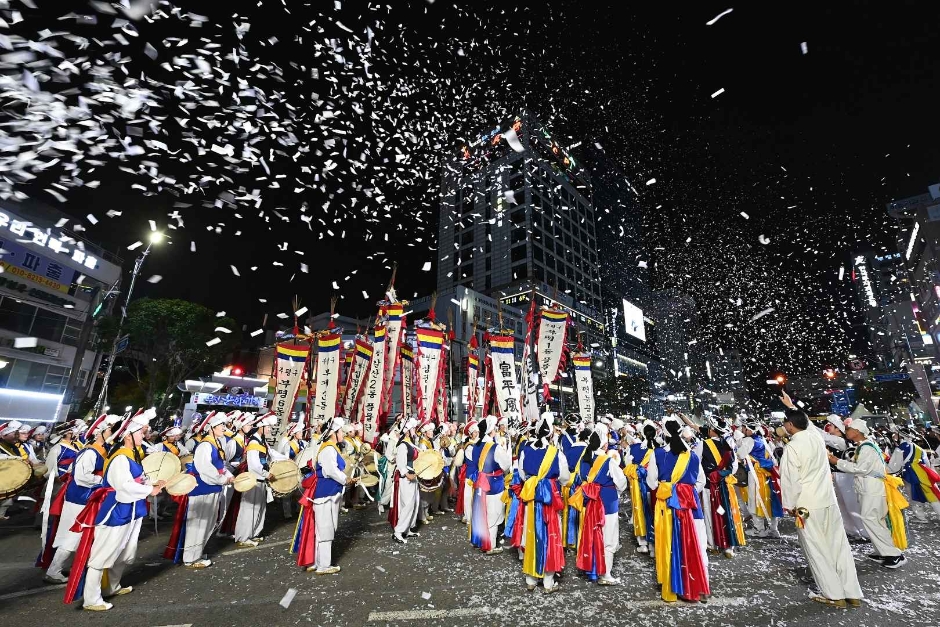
[[311, 333, 341, 424], [0, 237, 77, 293], [192, 392, 266, 408], [0, 207, 98, 270], [272, 343, 311, 433]]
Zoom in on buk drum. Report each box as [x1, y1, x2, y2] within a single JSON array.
[[418, 473, 444, 493], [268, 460, 301, 497], [0, 457, 32, 501], [414, 449, 445, 493]]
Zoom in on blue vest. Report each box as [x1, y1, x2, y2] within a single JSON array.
[[472, 441, 505, 495], [629, 442, 653, 466], [750, 436, 775, 469], [314, 445, 346, 498], [64, 447, 104, 505], [653, 448, 703, 519], [96, 451, 149, 526], [463, 442, 479, 482], [56, 443, 81, 477], [189, 441, 225, 496], [564, 442, 588, 478], [587, 455, 619, 514], [520, 445, 561, 481]]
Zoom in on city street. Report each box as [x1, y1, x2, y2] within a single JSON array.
[[2, 503, 938, 627]]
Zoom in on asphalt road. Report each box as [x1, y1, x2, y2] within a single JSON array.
[[1, 497, 939, 627]]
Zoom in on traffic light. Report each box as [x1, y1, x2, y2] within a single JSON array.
[[230, 366, 244, 376]]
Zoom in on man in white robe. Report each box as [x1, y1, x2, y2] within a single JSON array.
[[181, 414, 234, 567], [779, 402, 862, 609], [830, 419, 905, 569], [308, 417, 355, 574], [234, 413, 287, 547], [392, 419, 421, 543]]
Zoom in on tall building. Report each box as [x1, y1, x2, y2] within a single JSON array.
[[436, 110, 605, 348], [0, 200, 122, 421]]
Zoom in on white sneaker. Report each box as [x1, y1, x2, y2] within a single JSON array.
[[766, 530, 781, 539], [235, 539, 259, 548], [636, 545, 650, 554], [43, 573, 68, 584], [598, 576, 621, 586]]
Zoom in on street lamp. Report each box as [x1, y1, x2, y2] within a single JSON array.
[[92, 232, 163, 416]]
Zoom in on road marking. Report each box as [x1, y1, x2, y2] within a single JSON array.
[[0, 562, 36, 571], [0, 583, 64, 601], [219, 538, 292, 556], [367, 607, 502, 622]]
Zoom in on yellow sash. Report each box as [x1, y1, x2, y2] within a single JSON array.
[[521, 446, 558, 578], [884, 474, 909, 550], [569, 454, 608, 514], [624, 448, 654, 537], [654, 451, 690, 602], [246, 439, 268, 455], [162, 440, 180, 456], [703, 439, 746, 545], [477, 442, 495, 473], [104, 446, 145, 475]]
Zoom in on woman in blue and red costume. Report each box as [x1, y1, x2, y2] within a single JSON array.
[[571, 424, 628, 585], [64, 408, 166, 612], [888, 430, 940, 522], [647, 417, 709, 603], [453, 420, 479, 523], [468, 415, 511, 554], [42, 415, 119, 584], [165, 413, 234, 569], [739, 420, 783, 538], [700, 419, 746, 558], [516, 412, 569, 592], [293, 417, 357, 574], [624, 421, 659, 556], [36, 419, 87, 573], [559, 421, 588, 550]]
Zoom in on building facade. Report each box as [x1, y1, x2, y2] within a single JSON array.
[[0, 200, 121, 421]]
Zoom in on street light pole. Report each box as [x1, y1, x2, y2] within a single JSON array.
[[92, 232, 162, 417]]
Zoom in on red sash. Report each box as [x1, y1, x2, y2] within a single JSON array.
[[575, 482, 606, 575], [387, 470, 401, 528], [63, 488, 113, 604], [454, 465, 468, 516], [294, 472, 319, 568]]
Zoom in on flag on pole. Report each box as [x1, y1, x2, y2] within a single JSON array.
[[536, 308, 568, 401], [572, 354, 595, 423], [401, 343, 415, 418], [342, 339, 372, 419], [360, 326, 386, 444], [415, 327, 444, 423], [489, 334, 522, 426], [272, 343, 312, 434], [311, 333, 342, 423]]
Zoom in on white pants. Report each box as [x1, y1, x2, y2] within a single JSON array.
[[234, 484, 266, 542], [796, 504, 863, 601], [600, 512, 619, 579], [83, 518, 143, 608], [911, 499, 940, 521], [524, 511, 562, 587], [313, 494, 341, 570], [694, 517, 709, 588], [394, 476, 420, 535], [856, 488, 899, 558], [747, 474, 779, 532], [183, 492, 222, 564], [46, 546, 72, 578], [0, 497, 12, 518], [834, 473, 868, 539], [475, 493, 504, 549], [462, 480, 473, 522], [219, 485, 234, 525], [700, 488, 716, 548]]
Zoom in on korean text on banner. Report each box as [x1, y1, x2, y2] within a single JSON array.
[[343, 339, 372, 419], [401, 344, 415, 418], [382, 304, 404, 416], [360, 326, 386, 444], [536, 309, 568, 385], [573, 354, 595, 423], [273, 343, 311, 433], [415, 327, 444, 423], [311, 333, 341, 423]]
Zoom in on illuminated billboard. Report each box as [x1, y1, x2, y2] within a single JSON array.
[[623, 299, 646, 342]]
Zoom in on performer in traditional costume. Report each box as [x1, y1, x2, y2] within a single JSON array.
[[0, 420, 43, 520], [28, 425, 49, 462], [779, 403, 862, 608], [390, 418, 421, 544], [738, 420, 782, 538], [454, 420, 479, 524], [292, 417, 356, 574], [41, 415, 119, 583], [38, 420, 85, 555], [624, 421, 658, 554], [570, 424, 627, 585], [700, 419, 746, 558], [234, 413, 286, 548], [647, 418, 709, 603], [165, 413, 233, 568], [515, 413, 568, 592], [64, 409, 165, 611], [467, 416, 511, 555], [560, 426, 588, 550], [888, 431, 940, 522], [277, 421, 306, 518], [831, 419, 907, 569]]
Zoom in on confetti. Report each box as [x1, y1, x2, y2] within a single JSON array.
[[147, 275, 162, 284], [250, 329, 263, 337], [279, 588, 297, 609], [706, 8, 734, 25], [14, 337, 37, 348], [711, 87, 725, 98], [205, 337, 221, 347]]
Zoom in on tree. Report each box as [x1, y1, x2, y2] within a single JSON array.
[[97, 298, 240, 412]]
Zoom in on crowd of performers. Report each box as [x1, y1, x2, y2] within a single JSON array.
[[3, 393, 940, 611]]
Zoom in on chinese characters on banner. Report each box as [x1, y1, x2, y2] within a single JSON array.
[[401, 344, 415, 418], [414, 327, 444, 423], [489, 335, 522, 426], [433, 341, 449, 423], [382, 304, 404, 417], [273, 343, 311, 434], [342, 339, 372, 419], [360, 326, 386, 445], [536, 309, 568, 399], [311, 333, 341, 423], [572, 354, 595, 423]]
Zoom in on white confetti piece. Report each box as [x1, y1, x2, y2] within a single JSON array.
[[706, 8, 733, 26], [127, 241, 143, 250], [758, 234, 771, 245], [422, 262, 432, 271], [279, 588, 297, 609], [646, 178, 656, 185], [711, 87, 725, 98], [14, 337, 37, 348], [751, 307, 775, 322], [205, 337, 221, 347], [86, 214, 98, 225], [740, 212, 749, 219], [376, 565, 386, 573], [801, 41, 808, 55], [147, 275, 162, 284], [362, 290, 369, 299], [215, 327, 232, 334], [503, 127, 525, 153], [250, 329, 263, 337], [295, 306, 308, 317], [421, 592, 431, 600], [231, 265, 240, 277]]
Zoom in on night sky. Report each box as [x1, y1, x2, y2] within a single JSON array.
[[8, 1, 940, 380]]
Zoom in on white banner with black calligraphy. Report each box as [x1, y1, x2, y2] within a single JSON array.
[[342, 339, 372, 419], [414, 327, 444, 423], [360, 326, 386, 445], [273, 342, 311, 434], [489, 335, 522, 426], [572, 354, 595, 423], [311, 333, 341, 423], [536, 308, 568, 399]]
